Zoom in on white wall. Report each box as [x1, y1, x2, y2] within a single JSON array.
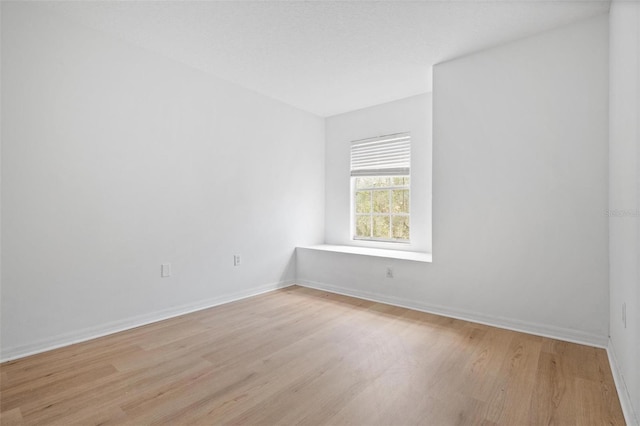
[[0, 3, 325, 360], [609, 0, 640, 424], [325, 94, 432, 253], [299, 15, 610, 346]]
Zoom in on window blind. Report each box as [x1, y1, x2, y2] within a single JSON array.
[[350, 133, 410, 177]]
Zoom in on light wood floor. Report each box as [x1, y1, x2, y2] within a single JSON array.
[[0, 286, 625, 425]]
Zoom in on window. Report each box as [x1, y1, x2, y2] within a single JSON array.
[[351, 133, 410, 243]]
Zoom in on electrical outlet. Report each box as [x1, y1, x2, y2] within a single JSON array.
[[622, 302, 627, 328], [386, 266, 394, 278], [234, 255, 241, 266], [161, 263, 171, 278]]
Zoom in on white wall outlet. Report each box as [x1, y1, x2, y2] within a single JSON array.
[[234, 255, 241, 266], [622, 302, 627, 328], [161, 263, 171, 278], [386, 266, 394, 278]]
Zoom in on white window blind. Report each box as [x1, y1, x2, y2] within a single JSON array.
[[350, 133, 411, 177]]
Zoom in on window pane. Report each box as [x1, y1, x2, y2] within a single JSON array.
[[373, 216, 390, 239], [355, 176, 391, 189], [355, 177, 375, 189], [355, 215, 371, 238], [392, 176, 409, 186], [392, 216, 410, 240], [392, 189, 409, 213], [373, 190, 390, 213], [371, 177, 390, 188], [355, 191, 371, 213]]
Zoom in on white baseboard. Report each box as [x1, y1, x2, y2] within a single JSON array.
[[0, 280, 294, 362], [296, 279, 608, 348], [607, 339, 640, 426]]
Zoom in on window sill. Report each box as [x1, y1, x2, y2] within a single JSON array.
[[297, 244, 432, 263]]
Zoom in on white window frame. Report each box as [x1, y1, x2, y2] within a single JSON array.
[[350, 133, 411, 244], [351, 176, 411, 243]]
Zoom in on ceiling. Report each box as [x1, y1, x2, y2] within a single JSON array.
[[43, 0, 610, 117]]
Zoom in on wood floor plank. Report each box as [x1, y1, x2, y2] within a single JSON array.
[[0, 285, 626, 425], [0, 407, 23, 426], [483, 334, 542, 425], [19, 357, 214, 424], [463, 327, 517, 403], [0, 362, 118, 413], [529, 351, 576, 425]]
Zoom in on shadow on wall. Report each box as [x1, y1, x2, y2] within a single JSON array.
[[280, 250, 296, 284]]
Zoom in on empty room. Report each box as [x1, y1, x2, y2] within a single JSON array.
[[1, 0, 639, 424]]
